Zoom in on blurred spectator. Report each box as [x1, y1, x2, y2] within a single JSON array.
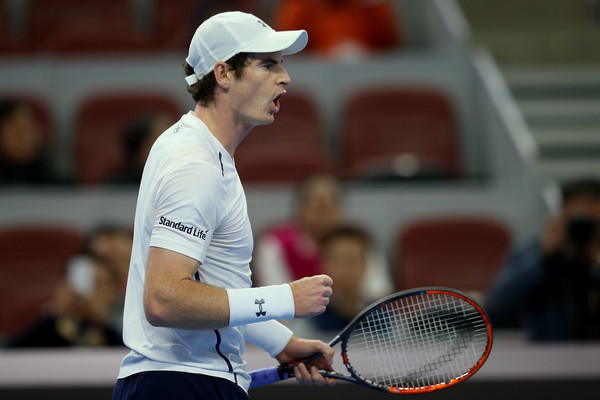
[[108, 113, 173, 184], [253, 173, 344, 285], [253, 173, 391, 299], [311, 225, 374, 332], [6, 254, 123, 347], [82, 223, 133, 291], [0, 99, 58, 185], [272, 0, 401, 61], [81, 223, 133, 333], [486, 178, 600, 341]]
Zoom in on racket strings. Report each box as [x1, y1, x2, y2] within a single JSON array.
[[344, 292, 489, 390]]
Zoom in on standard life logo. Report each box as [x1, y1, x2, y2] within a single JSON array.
[[159, 216, 208, 240]]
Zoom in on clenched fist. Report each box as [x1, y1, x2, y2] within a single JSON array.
[[289, 274, 333, 318]]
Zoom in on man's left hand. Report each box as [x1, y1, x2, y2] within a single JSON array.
[[275, 336, 336, 386]]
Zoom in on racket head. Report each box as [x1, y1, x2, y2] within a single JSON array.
[[334, 287, 493, 394]]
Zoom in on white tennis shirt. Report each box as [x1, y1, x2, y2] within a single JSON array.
[[117, 112, 293, 392]]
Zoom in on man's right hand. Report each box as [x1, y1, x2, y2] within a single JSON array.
[[289, 275, 333, 318]]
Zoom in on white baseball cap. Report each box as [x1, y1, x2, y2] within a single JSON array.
[[185, 11, 308, 85]]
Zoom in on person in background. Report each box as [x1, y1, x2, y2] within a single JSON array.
[[109, 113, 173, 184], [486, 178, 600, 341], [311, 225, 374, 332], [82, 223, 133, 333], [6, 254, 123, 347], [82, 224, 133, 293], [254, 173, 391, 300], [253, 174, 344, 285], [272, 0, 401, 61], [0, 99, 57, 185]]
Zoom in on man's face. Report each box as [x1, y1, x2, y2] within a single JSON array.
[[0, 104, 43, 164], [322, 237, 368, 294], [227, 51, 290, 127], [299, 176, 342, 239]]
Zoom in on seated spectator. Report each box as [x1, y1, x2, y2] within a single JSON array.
[[485, 178, 600, 341], [272, 0, 401, 61], [6, 254, 123, 347], [312, 225, 374, 332], [81, 223, 133, 333], [108, 113, 173, 184], [0, 99, 58, 185], [253, 173, 344, 286], [253, 173, 391, 302], [82, 223, 133, 291]]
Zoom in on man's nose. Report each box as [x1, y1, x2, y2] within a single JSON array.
[[279, 67, 291, 86]]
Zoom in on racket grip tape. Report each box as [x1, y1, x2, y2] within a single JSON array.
[[249, 366, 291, 388]]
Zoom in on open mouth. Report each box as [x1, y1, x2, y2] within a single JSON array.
[[273, 92, 285, 112]]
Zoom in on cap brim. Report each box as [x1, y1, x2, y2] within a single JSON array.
[[241, 30, 308, 56]]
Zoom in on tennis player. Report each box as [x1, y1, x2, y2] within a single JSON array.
[[112, 11, 335, 400]]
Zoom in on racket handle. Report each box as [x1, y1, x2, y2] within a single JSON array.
[[249, 366, 290, 388], [249, 353, 322, 388]]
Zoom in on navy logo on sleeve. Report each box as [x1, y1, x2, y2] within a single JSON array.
[[159, 216, 208, 240]]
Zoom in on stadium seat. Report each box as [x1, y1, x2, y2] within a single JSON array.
[[152, 0, 194, 51], [0, 225, 83, 340], [394, 216, 511, 296], [152, 0, 262, 51], [0, 4, 20, 53], [234, 91, 332, 183], [26, 0, 147, 53], [73, 92, 182, 185], [340, 87, 461, 180]]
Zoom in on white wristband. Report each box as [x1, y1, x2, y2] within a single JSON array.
[[226, 284, 295, 327]]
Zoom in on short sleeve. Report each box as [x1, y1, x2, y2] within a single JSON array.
[[149, 161, 225, 263]]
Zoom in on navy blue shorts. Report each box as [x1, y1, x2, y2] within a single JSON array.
[[112, 371, 249, 400]]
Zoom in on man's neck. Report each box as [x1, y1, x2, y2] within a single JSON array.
[[191, 103, 251, 158]]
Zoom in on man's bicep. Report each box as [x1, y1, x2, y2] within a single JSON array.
[[143, 247, 199, 326], [143, 246, 229, 329], [146, 246, 201, 284]]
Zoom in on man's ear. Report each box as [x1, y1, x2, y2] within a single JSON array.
[[214, 61, 231, 89]]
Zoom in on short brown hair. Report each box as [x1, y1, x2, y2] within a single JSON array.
[[183, 53, 251, 106], [562, 178, 600, 203], [320, 224, 371, 251]]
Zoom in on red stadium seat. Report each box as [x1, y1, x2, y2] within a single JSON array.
[[152, 0, 194, 51], [234, 91, 332, 183], [394, 216, 510, 296], [152, 0, 262, 51], [340, 87, 461, 180], [0, 4, 21, 53], [73, 92, 182, 185], [0, 225, 83, 340], [26, 0, 147, 53]]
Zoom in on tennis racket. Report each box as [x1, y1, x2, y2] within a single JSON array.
[[249, 287, 492, 394]]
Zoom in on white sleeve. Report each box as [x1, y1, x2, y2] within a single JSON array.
[[245, 320, 293, 357], [253, 235, 293, 286], [150, 161, 224, 263]]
